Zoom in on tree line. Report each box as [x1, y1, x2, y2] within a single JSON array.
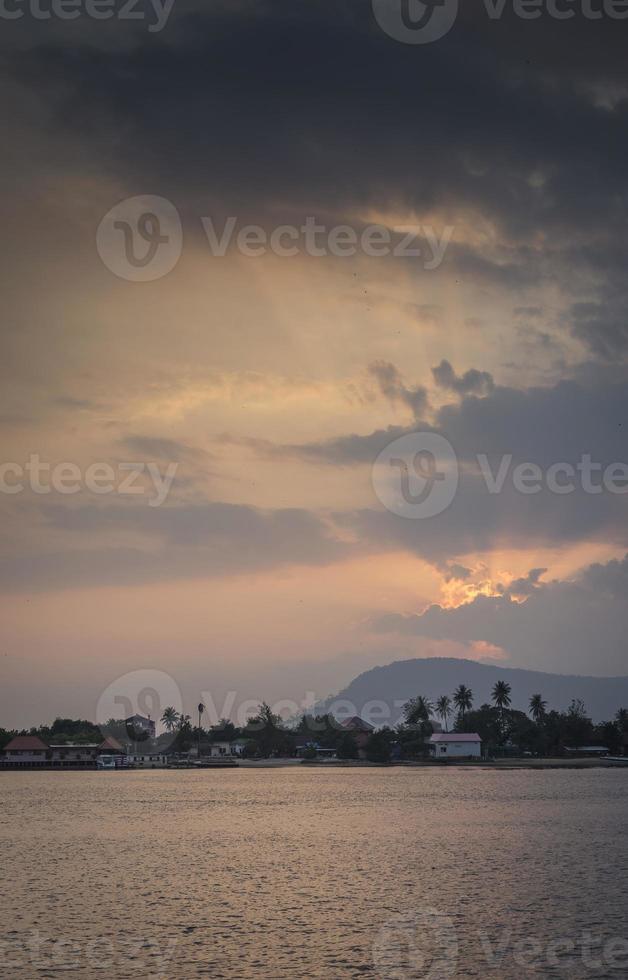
[[2, 683, 627, 762], [402, 682, 628, 759]]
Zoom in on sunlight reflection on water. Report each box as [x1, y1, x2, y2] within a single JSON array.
[[2, 768, 628, 978]]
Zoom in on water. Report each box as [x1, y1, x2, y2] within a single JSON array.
[[2, 767, 628, 979]]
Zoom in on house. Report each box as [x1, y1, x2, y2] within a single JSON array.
[[2, 734, 128, 768], [125, 714, 156, 739], [99, 735, 126, 756], [97, 737, 129, 769], [2, 735, 50, 766], [127, 753, 169, 768], [49, 744, 102, 766], [208, 741, 243, 758], [429, 733, 482, 759]]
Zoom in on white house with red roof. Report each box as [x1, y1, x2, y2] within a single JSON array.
[[429, 733, 482, 759]]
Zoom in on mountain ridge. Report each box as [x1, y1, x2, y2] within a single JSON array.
[[319, 657, 628, 724]]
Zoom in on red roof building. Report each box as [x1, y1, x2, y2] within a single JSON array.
[[4, 735, 49, 752], [341, 716, 375, 734], [2, 735, 50, 765]]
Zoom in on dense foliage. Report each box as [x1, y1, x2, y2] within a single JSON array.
[[3, 688, 628, 761]]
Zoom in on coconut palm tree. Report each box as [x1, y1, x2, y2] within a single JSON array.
[[616, 709, 628, 755], [453, 685, 473, 722], [197, 702, 205, 758], [492, 681, 512, 728], [403, 695, 433, 727], [616, 707, 628, 731], [436, 695, 452, 732], [161, 706, 180, 732], [529, 694, 547, 724]]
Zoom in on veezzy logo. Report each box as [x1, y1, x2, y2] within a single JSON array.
[[372, 0, 459, 44]]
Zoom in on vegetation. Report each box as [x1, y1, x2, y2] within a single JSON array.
[[3, 686, 628, 763], [336, 733, 359, 760], [453, 685, 473, 721], [161, 706, 179, 732], [365, 728, 394, 764], [435, 695, 452, 732]]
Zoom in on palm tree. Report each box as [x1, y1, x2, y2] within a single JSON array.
[[616, 709, 628, 755], [197, 702, 205, 758], [403, 696, 433, 727], [161, 706, 180, 732], [436, 695, 452, 732], [529, 694, 547, 724], [453, 685, 473, 722], [492, 681, 512, 728], [616, 708, 628, 732]]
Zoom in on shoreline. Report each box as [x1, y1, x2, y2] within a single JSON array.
[[2, 757, 627, 772]]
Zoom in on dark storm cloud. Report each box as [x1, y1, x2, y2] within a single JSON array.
[[368, 361, 428, 418], [2, 1, 625, 225], [500, 566, 547, 598], [0, 499, 351, 592], [267, 367, 628, 562], [4, 2, 628, 353], [342, 484, 628, 567], [370, 554, 628, 675], [432, 359, 495, 397], [278, 370, 628, 467], [570, 300, 628, 361]]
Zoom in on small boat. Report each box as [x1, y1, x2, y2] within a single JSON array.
[[96, 755, 130, 770], [605, 757, 628, 764]]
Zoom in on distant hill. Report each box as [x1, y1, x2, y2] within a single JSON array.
[[319, 658, 628, 724]]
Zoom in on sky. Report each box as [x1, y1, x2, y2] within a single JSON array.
[[2, 0, 628, 728]]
